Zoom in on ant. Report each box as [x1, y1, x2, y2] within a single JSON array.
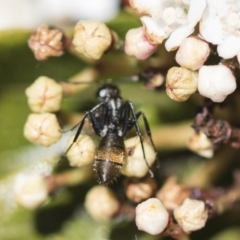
[[66, 82, 156, 185]]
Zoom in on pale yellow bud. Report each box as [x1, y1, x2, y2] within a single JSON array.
[[121, 136, 156, 178], [66, 134, 95, 168], [174, 198, 208, 233], [73, 20, 112, 60], [85, 185, 120, 221], [166, 67, 198, 102], [14, 174, 48, 209], [187, 131, 214, 158], [24, 113, 62, 147], [25, 76, 63, 113]]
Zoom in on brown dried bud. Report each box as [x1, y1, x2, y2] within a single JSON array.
[[157, 177, 190, 211], [125, 177, 157, 203], [28, 25, 65, 61]]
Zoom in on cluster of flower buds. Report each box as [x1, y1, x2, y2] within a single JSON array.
[[125, 0, 237, 103], [28, 20, 119, 62], [135, 197, 208, 236], [24, 76, 63, 147]]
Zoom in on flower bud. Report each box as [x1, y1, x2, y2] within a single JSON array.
[[198, 65, 236, 102], [166, 67, 198, 102], [156, 177, 190, 211], [24, 113, 62, 147], [85, 185, 120, 221], [176, 37, 210, 71], [121, 136, 156, 178], [124, 27, 157, 60], [187, 131, 214, 158], [135, 198, 169, 235], [125, 177, 157, 203], [66, 134, 95, 168], [174, 198, 208, 232], [73, 20, 112, 60], [28, 25, 65, 61], [14, 174, 48, 209], [25, 76, 63, 113]]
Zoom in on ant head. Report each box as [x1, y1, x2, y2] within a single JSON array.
[[96, 83, 120, 101]]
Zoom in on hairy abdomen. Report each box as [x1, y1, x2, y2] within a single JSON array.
[[94, 135, 125, 185]]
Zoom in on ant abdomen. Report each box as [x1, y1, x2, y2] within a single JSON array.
[[94, 134, 126, 185]]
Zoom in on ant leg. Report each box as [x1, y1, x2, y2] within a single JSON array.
[[125, 102, 154, 177], [65, 102, 104, 154], [65, 113, 89, 155], [61, 121, 82, 134], [135, 111, 156, 152]]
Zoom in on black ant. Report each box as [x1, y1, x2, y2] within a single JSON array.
[[66, 83, 156, 185]]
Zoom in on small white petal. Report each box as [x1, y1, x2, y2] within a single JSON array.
[[129, 0, 162, 18], [162, 7, 176, 25], [141, 16, 171, 44], [165, 24, 194, 51], [227, 12, 239, 26], [217, 35, 240, 59], [200, 11, 225, 44], [188, 0, 207, 25]]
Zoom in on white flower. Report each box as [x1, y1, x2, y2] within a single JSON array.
[[200, 0, 240, 59], [135, 198, 169, 235], [130, 0, 207, 51], [198, 65, 236, 102]]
